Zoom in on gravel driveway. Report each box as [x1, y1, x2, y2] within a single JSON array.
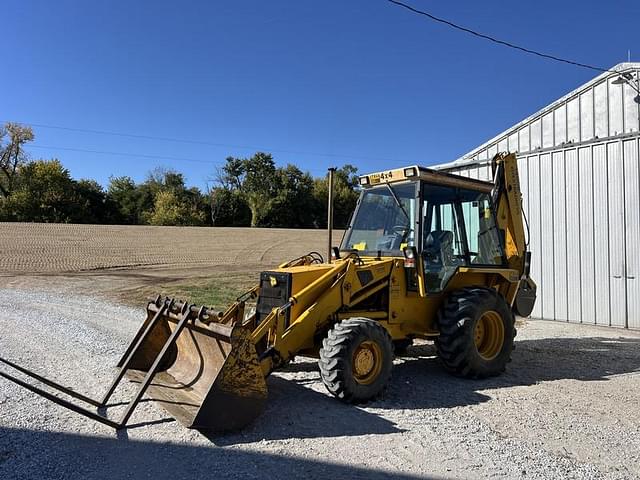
[[0, 287, 639, 479]]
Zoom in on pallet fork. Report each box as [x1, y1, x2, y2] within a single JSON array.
[[0, 296, 267, 431]]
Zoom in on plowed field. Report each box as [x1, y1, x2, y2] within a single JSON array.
[[0, 223, 333, 274]]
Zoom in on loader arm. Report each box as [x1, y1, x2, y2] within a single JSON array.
[[250, 257, 395, 375]]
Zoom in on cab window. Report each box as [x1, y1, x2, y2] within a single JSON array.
[[422, 184, 504, 292]]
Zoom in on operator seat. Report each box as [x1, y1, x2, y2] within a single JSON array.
[[423, 230, 455, 292]]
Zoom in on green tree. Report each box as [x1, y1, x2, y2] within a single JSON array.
[[218, 153, 317, 227], [265, 165, 315, 227], [0, 137, 359, 228], [74, 179, 120, 224], [215, 154, 359, 228], [312, 164, 359, 228], [242, 152, 277, 226], [107, 176, 141, 224], [107, 170, 208, 225], [136, 169, 209, 226], [217, 153, 277, 227], [217, 156, 245, 191], [144, 190, 208, 226], [210, 187, 251, 226], [1, 159, 77, 222]]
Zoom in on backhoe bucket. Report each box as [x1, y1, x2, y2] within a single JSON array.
[[124, 300, 268, 431], [0, 296, 267, 432]]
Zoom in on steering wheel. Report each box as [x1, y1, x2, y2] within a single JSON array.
[[391, 225, 410, 236]]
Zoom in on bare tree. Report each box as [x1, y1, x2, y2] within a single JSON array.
[[0, 122, 34, 198]]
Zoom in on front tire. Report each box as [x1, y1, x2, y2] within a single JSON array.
[[436, 287, 515, 378], [319, 318, 394, 403]]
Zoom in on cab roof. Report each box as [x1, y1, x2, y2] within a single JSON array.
[[358, 165, 494, 193]]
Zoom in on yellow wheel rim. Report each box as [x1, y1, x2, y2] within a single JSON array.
[[474, 310, 505, 361], [352, 340, 383, 385]]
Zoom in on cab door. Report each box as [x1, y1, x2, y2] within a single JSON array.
[[421, 183, 505, 293]]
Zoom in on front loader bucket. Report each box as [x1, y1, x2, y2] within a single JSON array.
[[0, 296, 267, 432], [124, 301, 268, 431]]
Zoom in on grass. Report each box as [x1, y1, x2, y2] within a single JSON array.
[[164, 273, 258, 310]]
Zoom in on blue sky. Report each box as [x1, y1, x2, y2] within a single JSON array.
[[3, 0, 638, 189]]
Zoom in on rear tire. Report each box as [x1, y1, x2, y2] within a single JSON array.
[[319, 318, 394, 403], [436, 287, 515, 378]]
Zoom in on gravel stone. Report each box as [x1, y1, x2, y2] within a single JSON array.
[[0, 287, 639, 480]]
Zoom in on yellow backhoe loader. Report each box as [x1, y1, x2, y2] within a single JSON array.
[[0, 152, 536, 432]]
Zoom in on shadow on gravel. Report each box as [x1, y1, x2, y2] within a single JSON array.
[[215, 335, 640, 442], [5, 336, 637, 453], [381, 335, 640, 410], [211, 375, 405, 446], [0, 427, 437, 480]]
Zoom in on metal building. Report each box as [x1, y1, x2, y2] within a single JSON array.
[[437, 62, 640, 329]]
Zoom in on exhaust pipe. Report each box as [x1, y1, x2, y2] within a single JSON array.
[[327, 167, 336, 263]]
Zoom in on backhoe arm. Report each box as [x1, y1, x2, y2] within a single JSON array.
[[492, 152, 526, 272], [491, 152, 537, 316]]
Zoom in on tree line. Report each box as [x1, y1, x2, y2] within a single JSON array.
[[0, 123, 359, 228]]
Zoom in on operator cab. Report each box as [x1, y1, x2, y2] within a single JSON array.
[[341, 165, 506, 293]]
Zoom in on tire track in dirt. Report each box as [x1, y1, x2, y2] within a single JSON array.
[[0, 223, 340, 274]]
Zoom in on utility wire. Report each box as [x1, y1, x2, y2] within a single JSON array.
[[27, 144, 330, 174], [386, 0, 614, 74], [28, 144, 221, 165], [4, 119, 405, 164]]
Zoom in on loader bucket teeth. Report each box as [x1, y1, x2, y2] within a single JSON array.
[[125, 301, 268, 431]]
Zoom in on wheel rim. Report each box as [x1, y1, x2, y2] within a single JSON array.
[[474, 310, 505, 361], [352, 340, 383, 385]]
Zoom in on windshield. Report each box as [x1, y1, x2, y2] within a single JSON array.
[[342, 182, 416, 254]]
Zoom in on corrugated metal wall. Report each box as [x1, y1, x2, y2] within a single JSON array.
[[439, 64, 640, 328]]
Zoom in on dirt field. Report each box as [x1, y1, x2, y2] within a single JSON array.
[[0, 222, 332, 273], [1, 223, 639, 479], [0, 222, 335, 306]]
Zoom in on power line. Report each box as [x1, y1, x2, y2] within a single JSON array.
[[28, 144, 221, 165], [4, 119, 405, 164], [27, 144, 330, 174], [386, 0, 614, 74]]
